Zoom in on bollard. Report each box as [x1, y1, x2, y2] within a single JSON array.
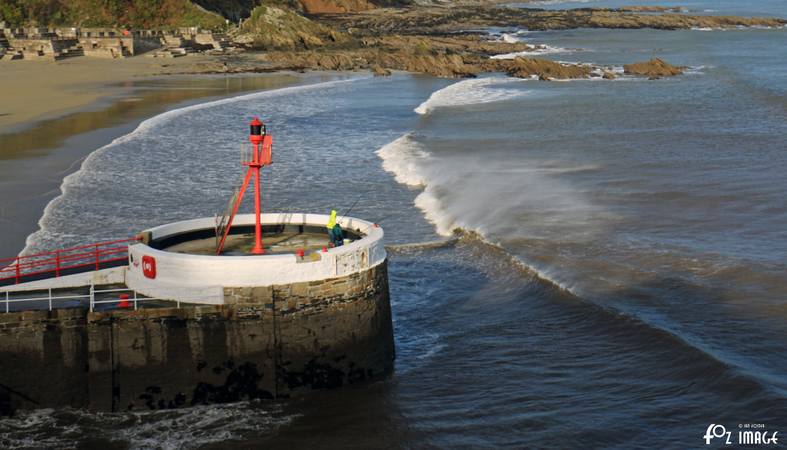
[[118, 293, 131, 308]]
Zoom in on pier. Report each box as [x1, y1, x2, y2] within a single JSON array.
[[0, 118, 395, 415]]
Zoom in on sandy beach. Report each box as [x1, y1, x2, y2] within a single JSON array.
[[0, 55, 273, 132], [0, 56, 301, 257]]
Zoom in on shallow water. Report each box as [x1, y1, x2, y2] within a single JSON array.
[[0, 73, 305, 258], [5, 1, 787, 447]]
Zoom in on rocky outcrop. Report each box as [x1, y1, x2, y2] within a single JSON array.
[[263, 47, 480, 77], [298, 0, 376, 14], [234, 5, 350, 49], [617, 6, 686, 13], [256, 34, 538, 77], [623, 58, 684, 78], [324, 6, 787, 35], [494, 57, 592, 80]]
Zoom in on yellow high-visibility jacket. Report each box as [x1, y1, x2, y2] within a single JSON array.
[[326, 210, 337, 229]]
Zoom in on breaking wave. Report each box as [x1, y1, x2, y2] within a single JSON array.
[[375, 130, 787, 400], [376, 134, 454, 235], [528, 0, 596, 5], [413, 77, 529, 115], [375, 132, 596, 293], [376, 134, 431, 187], [490, 45, 572, 59]]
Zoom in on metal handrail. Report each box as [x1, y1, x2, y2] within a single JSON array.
[[0, 238, 139, 285], [2, 285, 185, 313]]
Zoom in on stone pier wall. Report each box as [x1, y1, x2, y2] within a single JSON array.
[[0, 262, 393, 414]]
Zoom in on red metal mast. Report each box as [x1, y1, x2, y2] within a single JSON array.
[[215, 117, 272, 255]]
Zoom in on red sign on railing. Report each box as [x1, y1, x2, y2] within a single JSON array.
[[0, 238, 140, 285]]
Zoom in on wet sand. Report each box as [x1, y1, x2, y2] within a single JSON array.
[[0, 60, 303, 257], [0, 54, 283, 132]]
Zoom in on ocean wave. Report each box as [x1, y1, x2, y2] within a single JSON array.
[[375, 133, 596, 292], [489, 44, 572, 59], [684, 65, 711, 75], [376, 133, 431, 187], [22, 76, 368, 256], [375, 134, 458, 234], [692, 25, 783, 31], [413, 77, 529, 115], [499, 33, 522, 44], [528, 0, 596, 5], [486, 28, 529, 41]]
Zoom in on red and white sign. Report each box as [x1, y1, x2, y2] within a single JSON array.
[[142, 255, 156, 279]]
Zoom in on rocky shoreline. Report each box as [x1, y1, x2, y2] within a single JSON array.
[[4, 4, 785, 83], [322, 6, 786, 34], [199, 27, 689, 80], [188, 4, 780, 80]]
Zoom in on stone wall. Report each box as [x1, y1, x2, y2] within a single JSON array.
[[6, 37, 81, 60], [79, 37, 133, 58], [0, 262, 393, 414]]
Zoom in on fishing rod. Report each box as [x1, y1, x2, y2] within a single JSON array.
[[337, 193, 364, 222]]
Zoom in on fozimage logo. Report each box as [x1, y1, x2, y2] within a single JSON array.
[[704, 424, 779, 446]]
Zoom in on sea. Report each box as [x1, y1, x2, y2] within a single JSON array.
[[2, 0, 786, 448]]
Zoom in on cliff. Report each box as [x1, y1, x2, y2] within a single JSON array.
[[192, 0, 260, 21]]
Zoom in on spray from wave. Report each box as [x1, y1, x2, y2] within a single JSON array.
[[376, 132, 602, 293]]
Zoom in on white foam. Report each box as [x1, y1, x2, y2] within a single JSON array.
[[684, 65, 710, 75], [529, 0, 595, 5], [501, 33, 521, 43], [119, 402, 297, 450], [376, 134, 431, 187], [490, 45, 571, 59], [414, 189, 457, 236], [413, 77, 529, 115], [0, 403, 297, 450], [376, 139, 582, 294], [22, 76, 368, 256], [376, 130, 604, 296]]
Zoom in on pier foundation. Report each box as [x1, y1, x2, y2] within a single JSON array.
[[0, 262, 393, 413]]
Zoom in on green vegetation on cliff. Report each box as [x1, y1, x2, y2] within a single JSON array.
[[235, 4, 348, 49], [0, 0, 226, 28]]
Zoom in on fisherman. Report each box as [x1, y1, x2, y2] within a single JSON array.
[[326, 209, 344, 247]]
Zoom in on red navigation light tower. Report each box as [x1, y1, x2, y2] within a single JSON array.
[[215, 117, 273, 255]]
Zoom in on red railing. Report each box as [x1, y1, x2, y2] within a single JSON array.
[[0, 238, 140, 285]]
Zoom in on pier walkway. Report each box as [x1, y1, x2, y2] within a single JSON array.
[[0, 238, 182, 312], [0, 238, 138, 287]]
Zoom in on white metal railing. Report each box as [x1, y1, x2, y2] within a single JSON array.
[[2, 284, 182, 313], [88, 287, 182, 312]]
